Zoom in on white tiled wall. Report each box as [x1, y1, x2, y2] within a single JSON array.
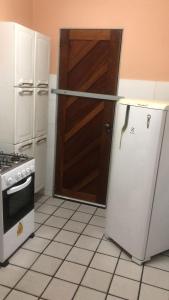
[[45, 75, 169, 196]]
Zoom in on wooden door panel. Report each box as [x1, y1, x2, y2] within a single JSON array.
[[55, 29, 122, 204]]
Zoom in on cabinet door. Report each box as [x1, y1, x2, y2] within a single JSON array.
[[35, 32, 50, 87], [14, 24, 35, 87], [15, 88, 34, 143], [34, 89, 48, 137], [34, 136, 47, 192]]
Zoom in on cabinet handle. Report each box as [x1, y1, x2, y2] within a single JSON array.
[[19, 89, 34, 95], [36, 81, 48, 88], [18, 142, 33, 151], [36, 137, 47, 144], [18, 81, 33, 87], [37, 90, 49, 95]]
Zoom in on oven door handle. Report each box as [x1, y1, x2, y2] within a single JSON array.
[[7, 176, 32, 195]]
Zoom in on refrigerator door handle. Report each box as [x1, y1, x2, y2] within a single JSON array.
[[119, 105, 130, 149]]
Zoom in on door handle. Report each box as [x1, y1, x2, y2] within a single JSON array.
[[7, 176, 32, 195], [119, 105, 130, 149], [104, 122, 112, 134]]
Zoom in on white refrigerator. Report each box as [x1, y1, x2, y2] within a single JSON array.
[[106, 98, 169, 264]]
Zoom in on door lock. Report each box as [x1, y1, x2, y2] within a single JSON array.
[[104, 122, 112, 134]]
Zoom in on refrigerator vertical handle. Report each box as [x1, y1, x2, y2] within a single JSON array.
[[119, 105, 130, 149]]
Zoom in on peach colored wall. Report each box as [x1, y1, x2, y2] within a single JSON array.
[[32, 0, 169, 81], [0, 0, 33, 28]]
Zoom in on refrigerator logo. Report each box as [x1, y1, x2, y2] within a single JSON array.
[[130, 127, 135, 134]]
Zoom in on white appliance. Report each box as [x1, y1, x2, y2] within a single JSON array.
[[0, 153, 35, 266], [106, 98, 169, 264], [0, 22, 50, 193]]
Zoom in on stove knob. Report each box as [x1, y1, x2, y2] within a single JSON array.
[[26, 167, 30, 174], [7, 177, 13, 185], [17, 172, 22, 178], [22, 170, 26, 177]]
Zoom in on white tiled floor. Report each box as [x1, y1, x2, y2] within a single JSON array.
[[1, 195, 169, 299]]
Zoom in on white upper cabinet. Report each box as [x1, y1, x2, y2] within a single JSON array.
[[34, 32, 50, 87], [14, 24, 35, 87]]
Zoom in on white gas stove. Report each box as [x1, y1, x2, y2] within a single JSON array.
[[0, 152, 35, 266]]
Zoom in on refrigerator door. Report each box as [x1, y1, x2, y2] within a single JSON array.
[[106, 103, 166, 261]]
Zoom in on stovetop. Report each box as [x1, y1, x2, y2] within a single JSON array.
[[0, 152, 32, 174]]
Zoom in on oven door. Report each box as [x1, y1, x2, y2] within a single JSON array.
[[3, 173, 34, 233]]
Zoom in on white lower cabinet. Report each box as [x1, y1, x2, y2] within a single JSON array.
[[34, 136, 47, 193]]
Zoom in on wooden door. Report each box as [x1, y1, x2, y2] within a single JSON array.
[[55, 29, 122, 205]]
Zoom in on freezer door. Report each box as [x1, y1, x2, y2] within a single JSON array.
[[106, 103, 166, 261]]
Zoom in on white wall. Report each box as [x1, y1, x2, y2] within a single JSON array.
[[45, 76, 169, 196]]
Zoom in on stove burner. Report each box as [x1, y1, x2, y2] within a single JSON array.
[[0, 152, 30, 173]]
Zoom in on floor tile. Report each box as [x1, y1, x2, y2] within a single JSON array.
[[89, 216, 105, 227], [74, 286, 106, 300], [139, 283, 169, 300], [54, 230, 79, 245], [45, 216, 67, 228], [22, 237, 50, 253], [0, 265, 26, 288], [142, 266, 169, 290], [83, 224, 104, 239], [90, 253, 118, 273], [75, 235, 100, 251], [31, 254, 62, 276], [109, 275, 140, 300], [107, 296, 125, 300], [44, 241, 71, 259], [66, 247, 94, 266], [35, 202, 42, 210], [45, 197, 64, 206], [120, 251, 132, 261], [63, 220, 86, 233], [71, 212, 92, 224], [61, 201, 80, 210], [35, 212, 49, 224], [77, 204, 97, 215], [95, 208, 106, 217], [16, 270, 51, 297], [42, 278, 78, 300], [55, 261, 86, 284], [97, 240, 121, 257], [6, 290, 38, 300], [34, 223, 41, 231], [146, 254, 169, 271], [54, 208, 74, 219], [37, 204, 57, 215], [0, 285, 10, 299], [9, 248, 39, 268], [82, 268, 112, 292], [36, 195, 49, 203], [35, 225, 59, 240], [116, 259, 143, 281]]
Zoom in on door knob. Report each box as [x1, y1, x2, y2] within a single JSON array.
[[104, 122, 112, 134]]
